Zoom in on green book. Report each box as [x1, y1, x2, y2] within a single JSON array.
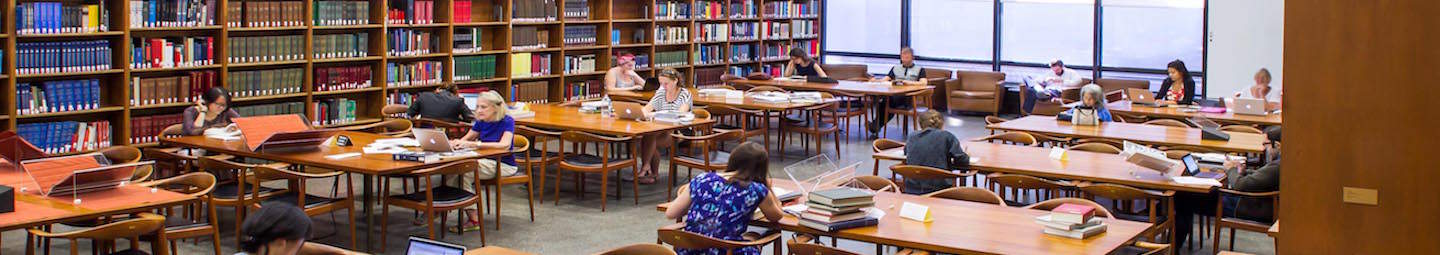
[[808, 188, 875, 207]]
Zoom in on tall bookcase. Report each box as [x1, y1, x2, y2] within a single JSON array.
[[0, 0, 824, 156]]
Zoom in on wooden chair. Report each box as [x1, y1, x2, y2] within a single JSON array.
[[251, 162, 357, 249], [1219, 125, 1264, 134], [657, 222, 782, 255], [870, 138, 904, 178], [888, 165, 975, 194], [380, 160, 486, 250], [592, 243, 678, 255], [1069, 142, 1122, 154], [515, 126, 564, 204], [195, 156, 288, 247], [1079, 183, 1176, 243], [825, 90, 869, 143], [786, 234, 860, 255], [746, 85, 787, 93], [1214, 189, 1280, 253], [556, 131, 640, 211], [1031, 132, 1073, 148], [1024, 198, 1114, 219], [708, 105, 772, 151], [972, 132, 1039, 146], [142, 124, 197, 179], [669, 130, 744, 200], [850, 175, 899, 193], [1113, 112, 1148, 123], [983, 115, 1007, 135], [480, 135, 535, 230], [137, 172, 222, 255], [382, 104, 410, 118], [130, 165, 156, 182], [781, 95, 842, 160], [1074, 138, 1125, 149], [101, 145, 143, 163], [987, 173, 1077, 206], [1142, 119, 1193, 128], [881, 89, 932, 138], [338, 118, 413, 136], [28, 213, 170, 255], [923, 187, 1005, 205]]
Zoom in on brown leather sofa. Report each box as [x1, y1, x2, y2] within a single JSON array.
[[820, 64, 871, 81], [947, 71, 1006, 115], [923, 68, 953, 110], [1019, 78, 1091, 116]]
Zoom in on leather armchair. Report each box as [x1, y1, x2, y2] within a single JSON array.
[[820, 64, 870, 81], [1094, 78, 1151, 102], [924, 68, 954, 110], [947, 70, 1006, 114], [1020, 78, 1090, 116]]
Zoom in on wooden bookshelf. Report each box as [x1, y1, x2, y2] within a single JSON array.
[[0, 0, 823, 151]]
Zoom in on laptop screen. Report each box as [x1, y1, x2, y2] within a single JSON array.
[[406, 237, 465, 255]]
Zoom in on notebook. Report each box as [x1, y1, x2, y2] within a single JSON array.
[[406, 236, 465, 255]]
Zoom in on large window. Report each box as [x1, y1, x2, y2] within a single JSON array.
[[910, 0, 994, 61], [1101, 0, 1204, 70], [1000, 0, 1095, 65], [825, 0, 902, 55]]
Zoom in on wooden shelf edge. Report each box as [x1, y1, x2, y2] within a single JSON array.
[[313, 87, 383, 96], [233, 93, 308, 102], [320, 118, 383, 128], [130, 102, 194, 111], [16, 107, 126, 119], [17, 69, 124, 79]]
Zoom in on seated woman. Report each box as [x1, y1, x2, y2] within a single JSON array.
[[605, 54, 647, 92], [238, 202, 362, 255], [1061, 84, 1115, 123], [664, 142, 785, 255], [448, 90, 518, 230], [902, 111, 969, 195], [1156, 60, 1197, 105], [182, 87, 241, 136], [637, 68, 692, 184], [783, 48, 827, 78]]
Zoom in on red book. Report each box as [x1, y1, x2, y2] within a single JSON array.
[[149, 39, 164, 67], [1051, 203, 1097, 224]]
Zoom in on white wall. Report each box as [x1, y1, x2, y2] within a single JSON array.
[[1206, 0, 1284, 97]]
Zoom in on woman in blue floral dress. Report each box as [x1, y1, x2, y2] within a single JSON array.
[[664, 142, 785, 255]]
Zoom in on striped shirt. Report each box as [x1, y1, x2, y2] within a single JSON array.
[[648, 87, 692, 113]]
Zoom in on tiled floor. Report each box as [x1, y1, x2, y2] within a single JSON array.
[[0, 113, 1275, 255]]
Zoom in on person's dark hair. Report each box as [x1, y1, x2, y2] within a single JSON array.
[[1167, 59, 1194, 83], [1265, 126, 1281, 142], [788, 48, 813, 64], [240, 202, 313, 253], [201, 87, 231, 106], [725, 141, 769, 187], [1049, 59, 1064, 67], [437, 83, 458, 94]]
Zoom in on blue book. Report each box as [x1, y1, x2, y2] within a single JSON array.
[[89, 80, 100, 109]]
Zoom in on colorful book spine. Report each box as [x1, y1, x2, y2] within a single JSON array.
[[129, 114, 183, 144], [388, 28, 435, 56], [129, 0, 216, 28], [452, 28, 485, 53], [16, 40, 114, 74], [315, 66, 373, 92], [229, 1, 305, 27], [130, 71, 217, 106], [17, 2, 108, 34], [17, 121, 112, 154], [563, 25, 597, 46], [563, 54, 595, 74], [387, 0, 434, 24], [17, 79, 103, 115], [564, 80, 600, 101], [563, 0, 589, 20], [311, 98, 358, 126], [386, 60, 443, 87], [233, 102, 306, 116], [131, 36, 215, 69], [655, 50, 687, 67]]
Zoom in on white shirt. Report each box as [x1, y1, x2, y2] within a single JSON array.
[[1035, 68, 1085, 91], [1232, 84, 1282, 102]]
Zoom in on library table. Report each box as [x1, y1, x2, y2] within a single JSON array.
[[657, 179, 1152, 255], [608, 89, 821, 150], [513, 103, 716, 136], [986, 115, 1267, 154], [876, 141, 1218, 193], [731, 79, 933, 97], [1101, 100, 1282, 126], [162, 131, 510, 251], [0, 169, 196, 248]]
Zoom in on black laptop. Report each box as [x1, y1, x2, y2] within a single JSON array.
[[638, 77, 662, 91]]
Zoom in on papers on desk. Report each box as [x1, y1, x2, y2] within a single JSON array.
[[1172, 176, 1223, 186], [203, 126, 242, 141], [1193, 152, 1245, 163], [750, 91, 791, 103], [372, 138, 419, 147], [773, 77, 802, 82], [791, 92, 823, 104], [362, 146, 407, 155]]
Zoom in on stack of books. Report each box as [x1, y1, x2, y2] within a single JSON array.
[[1034, 203, 1107, 239], [798, 188, 878, 232]]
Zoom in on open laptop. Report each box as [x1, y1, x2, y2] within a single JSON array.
[[612, 101, 647, 120], [405, 236, 465, 255], [412, 128, 455, 153], [1126, 88, 1166, 107], [637, 77, 661, 92], [1231, 98, 1268, 115]]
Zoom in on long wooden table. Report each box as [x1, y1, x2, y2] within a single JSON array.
[[732, 79, 932, 97], [515, 103, 715, 137], [607, 90, 820, 111], [658, 179, 1152, 255], [0, 167, 196, 252], [1104, 100, 1282, 126], [876, 142, 1218, 193], [987, 115, 1267, 154], [162, 131, 510, 251]]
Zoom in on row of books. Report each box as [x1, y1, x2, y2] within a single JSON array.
[[654, 1, 689, 20], [727, 65, 753, 77], [563, 25, 598, 46], [315, 66, 373, 92], [455, 55, 498, 81], [513, 0, 558, 22], [610, 27, 646, 45], [129, 0, 215, 28], [697, 23, 728, 42], [563, 54, 596, 74], [760, 64, 783, 77], [18, 121, 113, 155], [797, 39, 819, 56], [730, 0, 756, 18], [453, 28, 487, 53], [1036, 203, 1108, 239], [130, 114, 182, 144], [695, 1, 725, 19], [762, 42, 790, 61], [17, 79, 102, 115], [314, 0, 369, 26], [510, 81, 549, 104], [387, 0, 436, 24], [315, 33, 369, 59], [385, 92, 418, 108], [563, 80, 600, 101], [512, 27, 551, 50], [388, 28, 436, 56], [386, 61, 443, 87], [613, 51, 650, 68], [763, 0, 817, 18], [453, 0, 503, 23], [228, 68, 304, 98], [799, 188, 879, 232], [228, 35, 305, 63], [731, 22, 758, 41], [510, 53, 552, 77], [655, 50, 687, 67], [234, 102, 305, 117], [695, 45, 723, 65], [17, 41, 113, 74], [656, 26, 689, 44], [792, 20, 818, 38], [730, 44, 754, 62], [132, 72, 216, 107], [763, 20, 791, 40], [695, 67, 725, 86], [131, 36, 215, 69], [228, 1, 305, 27], [563, 0, 590, 20], [312, 98, 358, 126], [16, 2, 108, 35]]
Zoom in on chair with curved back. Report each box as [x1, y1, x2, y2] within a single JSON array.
[[850, 175, 900, 193], [195, 156, 289, 247], [825, 90, 869, 143], [480, 135, 535, 230], [1024, 198, 1114, 219], [382, 104, 410, 118], [923, 187, 1005, 205], [515, 126, 564, 204], [1078, 183, 1176, 243], [1113, 112, 1148, 123], [669, 130, 744, 200], [556, 131, 640, 211], [1069, 142, 1122, 154], [972, 132, 1039, 146], [787, 234, 860, 255], [1219, 125, 1264, 134], [338, 119, 413, 136], [881, 89, 933, 138], [1073, 138, 1124, 149], [987, 173, 1077, 206], [888, 165, 975, 194], [983, 115, 1007, 135], [746, 86, 787, 93], [781, 93, 842, 160], [250, 162, 357, 249], [380, 160, 486, 250], [1142, 119, 1193, 128], [870, 138, 905, 178], [28, 213, 170, 255], [1020, 80, 1086, 116], [820, 64, 871, 81], [709, 105, 772, 151], [138, 172, 222, 255], [657, 222, 782, 255], [592, 243, 678, 255], [142, 124, 197, 179], [1214, 188, 1280, 253]]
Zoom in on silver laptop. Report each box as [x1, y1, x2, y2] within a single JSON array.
[[1231, 98, 1268, 115], [412, 128, 455, 153], [1127, 88, 1166, 107], [405, 236, 465, 255], [612, 101, 647, 120]]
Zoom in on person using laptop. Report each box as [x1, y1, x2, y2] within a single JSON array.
[[902, 111, 970, 195], [866, 47, 928, 137], [1021, 59, 1085, 114], [635, 68, 693, 184], [407, 83, 474, 123], [605, 53, 647, 92], [1156, 59, 1198, 105], [448, 90, 518, 231], [664, 142, 785, 255], [1173, 127, 1282, 249], [238, 202, 362, 255], [183, 87, 241, 136], [1061, 84, 1115, 123], [1232, 68, 1280, 102], [783, 48, 828, 78]]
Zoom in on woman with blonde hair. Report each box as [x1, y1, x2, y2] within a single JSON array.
[[636, 68, 692, 184], [449, 90, 517, 230], [901, 111, 968, 194]]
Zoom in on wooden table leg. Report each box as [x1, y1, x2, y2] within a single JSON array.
[[362, 174, 375, 252]]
